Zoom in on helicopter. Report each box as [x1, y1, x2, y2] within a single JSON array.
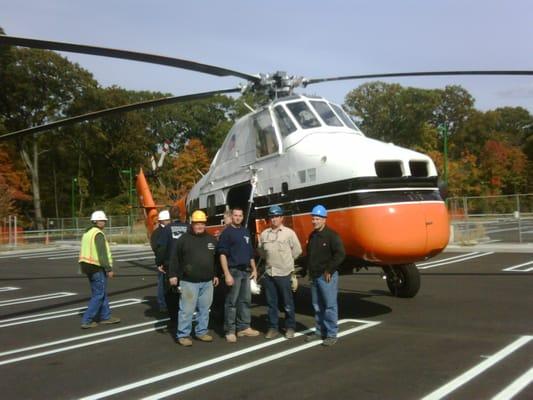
[[1, 35, 532, 298]]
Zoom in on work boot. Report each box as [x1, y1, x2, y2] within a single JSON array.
[[100, 316, 121, 325], [265, 328, 280, 339], [178, 337, 193, 347], [237, 327, 260, 337], [322, 337, 337, 347], [225, 333, 237, 343], [81, 321, 98, 329], [304, 333, 321, 343], [285, 328, 295, 339], [196, 334, 213, 342]]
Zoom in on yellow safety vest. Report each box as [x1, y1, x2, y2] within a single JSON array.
[[78, 227, 113, 268]]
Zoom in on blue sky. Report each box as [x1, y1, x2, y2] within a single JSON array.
[[2, 0, 532, 112]]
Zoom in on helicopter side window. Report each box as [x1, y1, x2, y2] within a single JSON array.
[[252, 109, 279, 158], [286, 102, 321, 129], [310, 101, 343, 127], [330, 103, 361, 132], [273, 106, 296, 137]]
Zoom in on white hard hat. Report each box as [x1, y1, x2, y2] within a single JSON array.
[[158, 210, 170, 221], [250, 278, 261, 295], [90, 210, 108, 222]]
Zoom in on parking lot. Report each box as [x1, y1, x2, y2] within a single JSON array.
[[0, 245, 531, 399]]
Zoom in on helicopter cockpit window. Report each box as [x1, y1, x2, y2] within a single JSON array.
[[252, 109, 279, 158], [273, 106, 296, 137], [310, 101, 343, 127], [286, 102, 321, 129], [330, 103, 360, 132]]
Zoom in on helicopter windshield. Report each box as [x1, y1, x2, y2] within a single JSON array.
[[253, 109, 279, 158], [310, 101, 343, 127], [273, 105, 297, 137], [330, 103, 361, 131], [286, 102, 321, 129]]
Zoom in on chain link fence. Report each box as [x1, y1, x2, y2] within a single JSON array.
[[448, 194, 533, 244], [1, 215, 148, 249]]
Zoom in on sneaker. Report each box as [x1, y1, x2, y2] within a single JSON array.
[[237, 327, 260, 337], [304, 333, 321, 343], [322, 337, 337, 346], [265, 328, 280, 339], [196, 334, 213, 342], [285, 328, 295, 339], [225, 333, 237, 343], [100, 316, 121, 325], [178, 337, 193, 347], [81, 321, 98, 329]]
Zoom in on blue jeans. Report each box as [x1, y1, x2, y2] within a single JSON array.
[[177, 280, 213, 338], [310, 271, 338, 338], [82, 270, 111, 324], [263, 274, 295, 330], [157, 271, 167, 310], [224, 268, 251, 334]]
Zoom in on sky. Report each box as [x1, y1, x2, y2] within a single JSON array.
[[1, 0, 532, 112]]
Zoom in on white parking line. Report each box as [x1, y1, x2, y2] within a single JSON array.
[[116, 256, 154, 262], [418, 252, 494, 270], [502, 260, 533, 272], [417, 252, 479, 267], [491, 366, 533, 400], [0, 318, 170, 365], [20, 250, 81, 259], [0, 292, 76, 307], [421, 335, 533, 400], [0, 298, 146, 328], [81, 319, 381, 400], [0, 287, 20, 292], [0, 318, 169, 358], [0, 248, 69, 258]]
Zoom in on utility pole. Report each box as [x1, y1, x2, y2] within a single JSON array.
[[121, 168, 133, 232], [71, 177, 78, 219]]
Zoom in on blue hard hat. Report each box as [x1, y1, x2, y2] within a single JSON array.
[[311, 205, 327, 218], [268, 205, 284, 216]]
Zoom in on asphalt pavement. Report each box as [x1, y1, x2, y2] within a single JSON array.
[[0, 244, 531, 399]]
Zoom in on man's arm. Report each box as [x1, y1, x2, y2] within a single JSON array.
[[326, 231, 346, 274], [290, 230, 303, 259], [95, 233, 112, 273], [168, 237, 183, 285]]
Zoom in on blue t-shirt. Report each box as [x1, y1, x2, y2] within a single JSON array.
[[216, 225, 253, 268]]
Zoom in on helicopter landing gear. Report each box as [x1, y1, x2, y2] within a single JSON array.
[[382, 263, 420, 298]]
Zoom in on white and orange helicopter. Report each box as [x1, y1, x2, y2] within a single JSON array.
[[2, 35, 532, 297]]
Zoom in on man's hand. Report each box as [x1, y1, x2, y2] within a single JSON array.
[[213, 277, 219, 287], [323, 271, 331, 283], [250, 269, 258, 281], [169, 277, 178, 286], [107, 271, 114, 279], [157, 266, 165, 274], [225, 273, 234, 287]]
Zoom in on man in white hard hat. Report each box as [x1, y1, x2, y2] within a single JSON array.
[[78, 210, 120, 329], [151, 210, 171, 313]]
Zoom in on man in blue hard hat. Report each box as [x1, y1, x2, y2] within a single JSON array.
[[304, 205, 345, 346], [258, 205, 302, 339]]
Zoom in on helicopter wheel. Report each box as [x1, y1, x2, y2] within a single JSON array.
[[383, 263, 420, 298]]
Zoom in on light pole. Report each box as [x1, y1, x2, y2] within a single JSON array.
[[71, 177, 78, 220], [438, 124, 449, 185], [121, 168, 133, 231]]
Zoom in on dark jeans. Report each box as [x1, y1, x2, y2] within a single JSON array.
[[262, 274, 295, 330], [82, 270, 111, 324], [224, 268, 251, 334], [310, 271, 338, 338]]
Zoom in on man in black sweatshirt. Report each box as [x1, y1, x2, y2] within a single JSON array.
[[304, 205, 345, 346], [169, 210, 219, 346]]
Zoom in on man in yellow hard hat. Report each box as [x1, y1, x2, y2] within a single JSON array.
[[169, 210, 219, 346], [78, 210, 121, 329]]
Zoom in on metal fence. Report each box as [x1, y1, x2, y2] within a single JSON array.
[[448, 194, 533, 244], [1, 215, 145, 248]]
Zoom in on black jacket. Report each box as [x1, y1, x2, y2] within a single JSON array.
[[155, 220, 189, 267], [305, 226, 345, 278], [169, 232, 217, 282]]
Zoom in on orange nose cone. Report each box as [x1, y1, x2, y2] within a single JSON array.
[[327, 202, 449, 264]]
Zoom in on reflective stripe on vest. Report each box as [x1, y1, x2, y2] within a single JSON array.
[[78, 227, 113, 267]]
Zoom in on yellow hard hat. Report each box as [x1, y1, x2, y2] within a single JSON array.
[[191, 210, 207, 223]]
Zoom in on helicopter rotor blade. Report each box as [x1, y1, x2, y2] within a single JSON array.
[[304, 70, 533, 86], [0, 35, 260, 82], [0, 88, 241, 140]]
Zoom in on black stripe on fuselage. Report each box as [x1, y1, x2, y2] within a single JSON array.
[[201, 176, 442, 226]]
